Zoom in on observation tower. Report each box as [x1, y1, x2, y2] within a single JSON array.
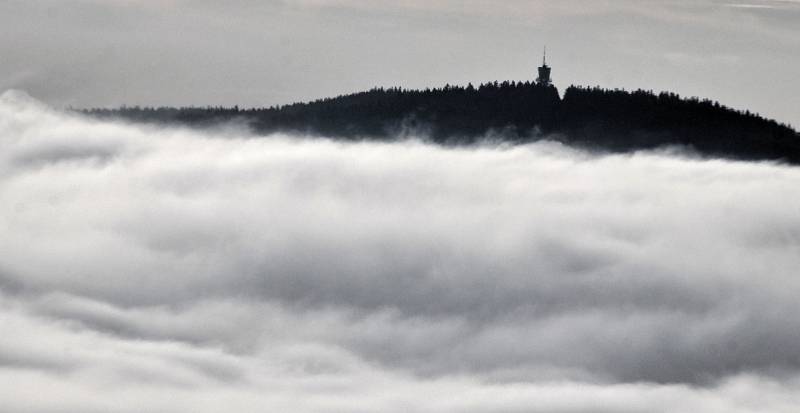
[[536, 47, 552, 86]]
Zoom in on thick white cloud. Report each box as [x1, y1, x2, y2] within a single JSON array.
[[2, 90, 800, 411]]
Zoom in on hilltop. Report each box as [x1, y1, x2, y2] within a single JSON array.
[[83, 82, 800, 164]]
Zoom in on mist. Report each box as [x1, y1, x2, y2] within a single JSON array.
[[2, 89, 800, 412]]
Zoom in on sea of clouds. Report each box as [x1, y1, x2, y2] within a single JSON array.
[[1, 89, 800, 412]]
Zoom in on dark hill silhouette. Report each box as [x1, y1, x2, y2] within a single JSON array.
[[82, 82, 800, 164]]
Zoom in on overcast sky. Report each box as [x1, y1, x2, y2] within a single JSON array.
[[1, 0, 798, 127]]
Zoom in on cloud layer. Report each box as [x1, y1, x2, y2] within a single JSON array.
[[2, 90, 800, 412]]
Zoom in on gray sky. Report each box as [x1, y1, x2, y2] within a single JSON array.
[[1, 0, 799, 127]]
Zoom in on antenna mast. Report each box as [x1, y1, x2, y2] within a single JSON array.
[[543, 46, 547, 66]]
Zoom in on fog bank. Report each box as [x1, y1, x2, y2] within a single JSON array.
[[2, 90, 800, 412]]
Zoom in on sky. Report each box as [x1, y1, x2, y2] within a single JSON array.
[[3, 89, 800, 412], [1, 0, 799, 127]]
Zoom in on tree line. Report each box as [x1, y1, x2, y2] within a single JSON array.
[[82, 81, 800, 163]]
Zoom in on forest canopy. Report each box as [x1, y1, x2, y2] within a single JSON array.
[[82, 82, 800, 164]]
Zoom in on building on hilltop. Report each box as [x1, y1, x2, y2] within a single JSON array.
[[536, 47, 552, 87]]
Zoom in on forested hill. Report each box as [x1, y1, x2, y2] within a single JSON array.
[[83, 82, 800, 163]]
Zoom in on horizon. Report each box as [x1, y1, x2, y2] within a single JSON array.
[[73, 80, 797, 130], [2, 1, 799, 127], [30, 67, 800, 131]]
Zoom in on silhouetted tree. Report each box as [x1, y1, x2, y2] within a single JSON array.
[[81, 82, 800, 163]]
